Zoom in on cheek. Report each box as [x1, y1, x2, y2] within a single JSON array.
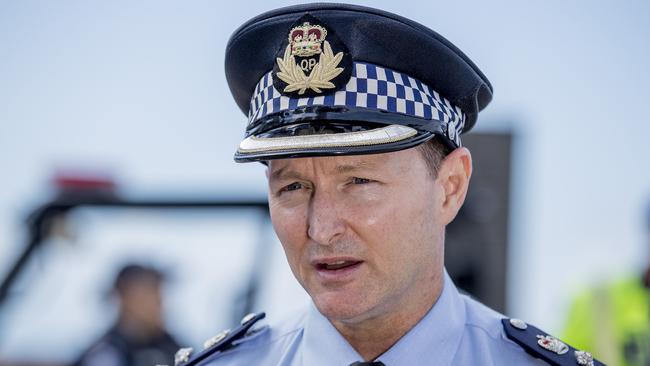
[[347, 198, 404, 261], [352, 189, 437, 264], [348, 189, 419, 234], [270, 204, 309, 267], [345, 190, 387, 227]]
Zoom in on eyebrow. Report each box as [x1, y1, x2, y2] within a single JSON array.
[[334, 161, 377, 174], [269, 161, 377, 181]]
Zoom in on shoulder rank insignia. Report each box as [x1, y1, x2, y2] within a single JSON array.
[[175, 312, 266, 366], [502, 318, 603, 366]]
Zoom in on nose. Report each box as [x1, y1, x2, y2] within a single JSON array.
[[307, 189, 346, 246]]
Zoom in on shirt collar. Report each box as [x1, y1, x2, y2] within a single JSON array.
[[300, 302, 364, 366], [300, 270, 466, 366]]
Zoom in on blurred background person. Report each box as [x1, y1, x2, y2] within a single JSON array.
[[562, 203, 650, 366], [73, 264, 180, 366]]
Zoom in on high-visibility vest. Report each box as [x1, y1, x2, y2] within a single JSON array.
[[563, 276, 650, 366]]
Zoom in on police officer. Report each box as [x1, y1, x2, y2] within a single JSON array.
[[176, 4, 602, 366], [75, 264, 181, 366], [562, 205, 650, 365]]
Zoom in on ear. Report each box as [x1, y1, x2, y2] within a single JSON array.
[[436, 147, 472, 225]]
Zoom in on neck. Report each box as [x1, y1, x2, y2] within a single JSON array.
[[331, 270, 445, 361]]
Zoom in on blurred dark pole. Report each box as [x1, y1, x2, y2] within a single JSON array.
[[445, 132, 513, 313]]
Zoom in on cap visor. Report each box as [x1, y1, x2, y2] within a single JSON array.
[[233, 124, 438, 162]]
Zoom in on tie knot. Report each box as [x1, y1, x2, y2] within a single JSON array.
[[349, 362, 385, 366]]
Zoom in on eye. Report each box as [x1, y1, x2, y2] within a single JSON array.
[[281, 182, 304, 192], [352, 177, 372, 185]]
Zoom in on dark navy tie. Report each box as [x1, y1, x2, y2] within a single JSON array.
[[349, 362, 385, 366]]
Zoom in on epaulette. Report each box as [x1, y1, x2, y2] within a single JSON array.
[[175, 312, 266, 366], [502, 318, 605, 366]]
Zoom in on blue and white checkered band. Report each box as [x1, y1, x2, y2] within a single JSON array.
[[247, 62, 465, 146]]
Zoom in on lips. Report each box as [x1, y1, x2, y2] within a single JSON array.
[[311, 257, 364, 283], [316, 260, 362, 271]]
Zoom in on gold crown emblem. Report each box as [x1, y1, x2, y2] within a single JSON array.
[[288, 22, 328, 57], [275, 19, 345, 95]]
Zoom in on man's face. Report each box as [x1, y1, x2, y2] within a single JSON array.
[[118, 278, 164, 330], [267, 147, 447, 324]]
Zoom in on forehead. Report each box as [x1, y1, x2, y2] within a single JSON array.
[[267, 148, 425, 179]]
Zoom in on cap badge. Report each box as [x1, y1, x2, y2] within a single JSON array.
[[276, 22, 342, 95], [536, 334, 569, 355], [274, 15, 352, 97]]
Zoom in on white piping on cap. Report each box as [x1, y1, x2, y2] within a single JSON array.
[[238, 124, 418, 153]]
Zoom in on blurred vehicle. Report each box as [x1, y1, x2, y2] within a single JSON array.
[[0, 174, 280, 365]]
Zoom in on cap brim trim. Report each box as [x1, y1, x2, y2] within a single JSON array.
[[238, 124, 417, 154]]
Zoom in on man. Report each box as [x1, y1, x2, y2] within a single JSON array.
[[74, 264, 181, 366], [176, 4, 602, 366]]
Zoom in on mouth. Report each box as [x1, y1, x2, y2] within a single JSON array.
[[311, 258, 364, 283], [315, 260, 363, 271]]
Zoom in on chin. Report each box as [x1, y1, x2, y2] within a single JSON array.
[[311, 290, 373, 323]]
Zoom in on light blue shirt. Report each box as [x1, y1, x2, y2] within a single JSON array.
[[200, 270, 545, 365]]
